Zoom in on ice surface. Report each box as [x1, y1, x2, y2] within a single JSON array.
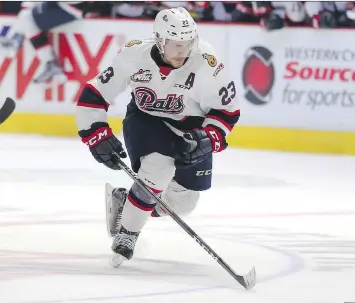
[[0, 134, 354, 303]]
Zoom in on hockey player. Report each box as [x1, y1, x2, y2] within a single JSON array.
[[0, 2, 83, 83], [76, 7, 240, 266]]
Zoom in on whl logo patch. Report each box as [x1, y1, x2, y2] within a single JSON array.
[[130, 69, 152, 83]]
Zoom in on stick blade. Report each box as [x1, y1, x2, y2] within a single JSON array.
[[239, 266, 256, 290], [0, 97, 16, 124]]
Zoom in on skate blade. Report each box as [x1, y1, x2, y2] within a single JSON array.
[[105, 183, 115, 238], [111, 253, 127, 268]]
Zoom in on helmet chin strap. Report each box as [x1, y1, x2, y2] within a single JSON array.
[[159, 52, 170, 65], [160, 53, 168, 63]]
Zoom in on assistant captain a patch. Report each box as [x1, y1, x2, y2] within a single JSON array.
[[130, 69, 153, 83]]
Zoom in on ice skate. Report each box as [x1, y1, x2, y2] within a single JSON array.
[[33, 59, 67, 84], [105, 183, 128, 238], [111, 226, 140, 268]]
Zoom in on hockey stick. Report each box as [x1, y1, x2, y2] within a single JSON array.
[[112, 153, 256, 290], [0, 97, 16, 124]]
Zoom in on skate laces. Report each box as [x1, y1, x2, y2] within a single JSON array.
[[119, 233, 138, 250], [114, 227, 140, 250]]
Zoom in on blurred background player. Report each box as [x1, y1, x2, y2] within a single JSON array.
[[0, 1, 85, 84], [228, 1, 355, 30], [76, 7, 240, 267], [304, 1, 355, 28]]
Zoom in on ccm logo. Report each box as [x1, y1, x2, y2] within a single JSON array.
[[192, 236, 218, 261], [85, 128, 109, 147], [208, 129, 221, 152], [196, 170, 212, 176]]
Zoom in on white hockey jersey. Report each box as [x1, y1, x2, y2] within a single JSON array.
[[76, 37, 239, 145]]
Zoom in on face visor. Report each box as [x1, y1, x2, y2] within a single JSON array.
[[163, 38, 196, 59]]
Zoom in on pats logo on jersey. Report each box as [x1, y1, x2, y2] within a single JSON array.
[[242, 46, 274, 106], [130, 69, 152, 83], [135, 87, 185, 114]]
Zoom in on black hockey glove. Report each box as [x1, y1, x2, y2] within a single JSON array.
[[79, 122, 127, 170], [175, 127, 227, 168]]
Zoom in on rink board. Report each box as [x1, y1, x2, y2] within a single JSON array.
[[0, 112, 124, 137], [2, 112, 354, 155], [0, 17, 354, 154]]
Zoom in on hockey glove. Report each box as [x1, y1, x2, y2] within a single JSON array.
[[79, 122, 127, 170], [176, 127, 227, 168]]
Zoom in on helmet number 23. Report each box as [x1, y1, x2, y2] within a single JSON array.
[[219, 81, 236, 105], [99, 67, 114, 84]]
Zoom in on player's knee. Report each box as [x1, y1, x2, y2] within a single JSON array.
[[132, 153, 175, 207], [138, 152, 175, 191], [162, 181, 200, 215]]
